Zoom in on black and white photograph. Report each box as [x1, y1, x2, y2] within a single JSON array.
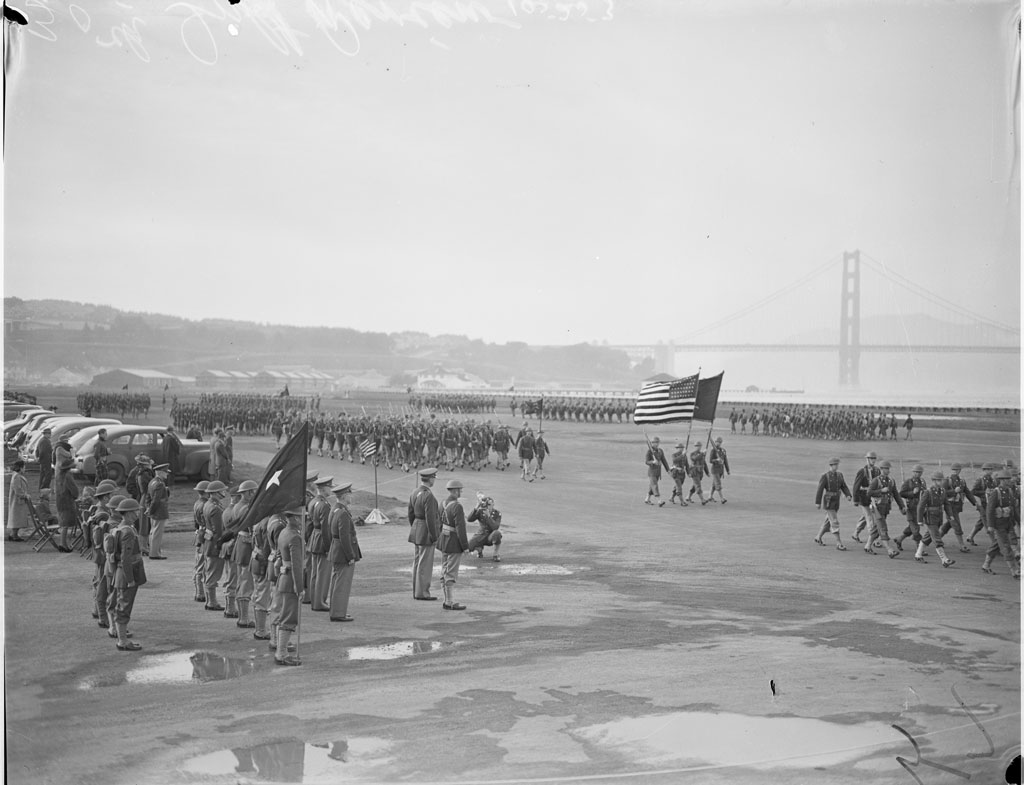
[[3, 0, 1021, 783]]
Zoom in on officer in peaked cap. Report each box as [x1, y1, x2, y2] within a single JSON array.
[[409, 467, 440, 600], [192, 480, 211, 603], [852, 452, 880, 543], [814, 457, 852, 549], [328, 482, 360, 622], [306, 476, 334, 610]]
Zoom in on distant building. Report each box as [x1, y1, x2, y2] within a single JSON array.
[[91, 369, 179, 390], [415, 365, 489, 390]]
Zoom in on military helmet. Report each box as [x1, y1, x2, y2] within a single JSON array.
[[930, 470, 944, 481], [116, 498, 141, 513], [194, 480, 210, 492], [238, 480, 259, 492], [446, 479, 464, 490], [912, 464, 924, 473], [205, 480, 228, 494], [108, 494, 128, 509], [864, 451, 877, 459], [879, 460, 892, 469], [950, 463, 962, 471]]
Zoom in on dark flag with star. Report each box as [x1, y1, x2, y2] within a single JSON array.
[[237, 422, 309, 529]]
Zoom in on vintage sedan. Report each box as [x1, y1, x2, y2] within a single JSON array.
[[73, 425, 211, 483], [20, 417, 122, 465]]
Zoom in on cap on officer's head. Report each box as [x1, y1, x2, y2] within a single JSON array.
[[314, 476, 334, 487], [332, 482, 353, 495], [446, 479, 464, 490], [419, 467, 438, 479], [306, 469, 319, 483]]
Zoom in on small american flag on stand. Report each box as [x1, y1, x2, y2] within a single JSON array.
[[633, 373, 699, 424], [358, 438, 377, 458]]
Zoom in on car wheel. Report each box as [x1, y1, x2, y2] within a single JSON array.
[[106, 462, 126, 484]]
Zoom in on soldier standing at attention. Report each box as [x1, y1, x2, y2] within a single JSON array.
[[110, 498, 147, 651], [918, 471, 957, 567], [409, 468, 441, 600], [273, 508, 304, 666], [708, 437, 730, 504], [229, 480, 258, 628], [328, 482, 361, 622], [202, 481, 228, 611], [191, 481, 210, 603], [851, 452, 880, 544], [814, 457, 853, 550], [867, 460, 905, 558], [438, 479, 470, 611], [307, 476, 334, 612], [146, 465, 170, 560], [644, 437, 669, 506], [668, 442, 689, 506]]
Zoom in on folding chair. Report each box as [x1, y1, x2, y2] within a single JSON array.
[[27, 504, 60, 553]]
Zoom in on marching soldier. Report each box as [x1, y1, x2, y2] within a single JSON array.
[[533, 430, 550, 480], [894, 465, 929, 560], [982, 470, 1021, 578], [687, 443, 709, 505], [668, 442, 689, 506], [939, 463, 978, 552], [408, 467, 440, 600], [813, 457, 853, 550], [851, 451, 880, 543], [967, 463, 998, 546], [918, 471, 957, 567], [708, 437, 731, 503], [438, 479, 470, 610], [644, 437, 670, 506], [328, 482, 361, 622], [867, 460, 905, 558]]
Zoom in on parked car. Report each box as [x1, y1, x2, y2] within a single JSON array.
[[73, 425, 211, 483], [20, 417, 121, 465], [4, 403, 42, 422], [5, 411, 68, 447]]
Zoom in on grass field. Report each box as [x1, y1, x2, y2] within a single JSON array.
[[3, 407, 1020, 785]]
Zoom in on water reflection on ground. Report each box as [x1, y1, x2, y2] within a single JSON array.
[[77, 651, 256, 690], [181, 738, 393, 783]]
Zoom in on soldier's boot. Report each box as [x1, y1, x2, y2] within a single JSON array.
[[813, 521, 830, 546], [936, 546, 955, 567], [954, 533, 970, 552], [205, 587, 224, 611], [981, 556, 996, 574], [275, 630, 300, 665], [193, 574, 206, 603], [236, 598, 255, 628], [491, 542, 501, 562], [885, 539, 900, 558], [852, 519, 866, 543], [913, 540, 927, 562], [268, 622, 279, 650], [107, 610, 119, 637], [224, 596, 239, 619], [253, 610, 270, 639], [115, 623, 141, 651]]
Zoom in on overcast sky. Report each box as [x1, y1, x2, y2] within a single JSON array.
[[4, 0, 1020, 346]]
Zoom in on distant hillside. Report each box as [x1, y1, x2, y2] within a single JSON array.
[[4, 298, 651, 385]]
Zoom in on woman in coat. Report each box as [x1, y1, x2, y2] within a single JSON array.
[[6, 460, 31, 541]]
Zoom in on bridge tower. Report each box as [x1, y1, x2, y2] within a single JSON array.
[[839, 250, 861, 386]]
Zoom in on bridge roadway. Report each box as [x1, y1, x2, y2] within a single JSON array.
[[614, 343, 1020, 354]]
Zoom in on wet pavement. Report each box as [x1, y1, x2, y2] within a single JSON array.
[[5, 422, 1020, 785]]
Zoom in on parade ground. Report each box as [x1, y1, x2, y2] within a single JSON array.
[[4, 414, 1021, 785]]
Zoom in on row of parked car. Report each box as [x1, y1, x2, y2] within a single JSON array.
[[4, 402, 212, 483]]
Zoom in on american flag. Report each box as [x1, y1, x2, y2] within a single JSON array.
[[633, 374, 699, 424], [358, 438, 377, 458]]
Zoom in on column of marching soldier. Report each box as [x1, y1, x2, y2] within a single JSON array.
[[79, 465, 504, 665], [812, 452, 1021, 578]]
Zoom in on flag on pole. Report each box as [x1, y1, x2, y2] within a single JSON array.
[[693, 372, 724, 423], [237, 422, 309, 530], [633, 373, 699, 424], [359, 438, 377, 458]]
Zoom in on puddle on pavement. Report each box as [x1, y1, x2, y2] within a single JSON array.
[[501, 564, 575, 576], [574, 712, 906, 770], [345, 640, 458, 660], [181, 738, 393, 783], [77, 651, 256, 690]]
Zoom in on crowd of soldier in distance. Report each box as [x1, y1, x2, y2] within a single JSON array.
[[728, 406, 916, 440]]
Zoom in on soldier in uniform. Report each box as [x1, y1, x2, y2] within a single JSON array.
[[668, 442, 689, 506], [273, 508, 304, 665], [408, 467, 441, 600], [110, 498, 147, 651], [686, 443, 709, 506], [918, 471, 957, 567], [438, 479, 470, 610], [533, 430, 550, 480], [644, 436, 670, 506], [250, 508, 275, 640], [468, 493, 503, 561], [92, 429, 111, 483], [867, 460, 905, 558], [982, 470, 1021, 578], [813, 457, 853, 550], [146, 464, 170, 560], [517, 427, 536, 481], [708, 437, 731, 504], [328, 482, 361, 622], [939, 463, 978, 553], [967, 463, 998, 546], [191, 481, 210, 603], [228, 480, 259, 628], [894, 465, 929, 560], [36, 428, 54, 492], [851, 452, 880, 543], [202, 480, 228, 611], [87, 482, 117, 626], [306, 476, 334, 612]]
